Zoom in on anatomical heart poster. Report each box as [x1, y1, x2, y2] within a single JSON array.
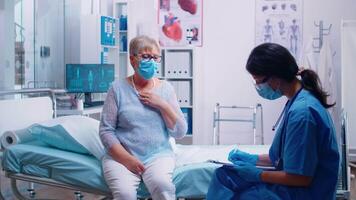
[[255, 0, 303, 61], [158, 0, 203, 47]]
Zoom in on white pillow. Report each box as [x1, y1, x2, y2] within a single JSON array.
[[37, 115, 105, 160]]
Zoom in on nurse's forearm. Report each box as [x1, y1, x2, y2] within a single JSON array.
[[261, 171, 312, 187], [257, 154, 273, 166]]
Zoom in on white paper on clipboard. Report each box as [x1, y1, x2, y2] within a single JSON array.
[[207, 160, 276, 170]]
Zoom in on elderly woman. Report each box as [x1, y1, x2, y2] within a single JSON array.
[[99, 35, 187, 200]]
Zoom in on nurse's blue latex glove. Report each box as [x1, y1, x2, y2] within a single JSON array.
[[225, 161, 263, 183], [228, 149, 258, 165]]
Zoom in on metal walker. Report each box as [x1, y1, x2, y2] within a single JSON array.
[[213, 103, 264, 145]]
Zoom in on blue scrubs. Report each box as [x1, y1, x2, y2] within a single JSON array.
[[207, 89, 340, 200]]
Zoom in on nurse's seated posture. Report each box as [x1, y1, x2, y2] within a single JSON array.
[[99, 35, 188, 200], [207, 43, 339, 200]]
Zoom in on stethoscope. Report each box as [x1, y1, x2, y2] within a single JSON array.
[[273, 87, 303, 170], [272, 105, 287, 131]]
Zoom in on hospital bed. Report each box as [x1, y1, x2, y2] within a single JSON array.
[[0, 89, 270, 199], [0, 89, 349, 199]]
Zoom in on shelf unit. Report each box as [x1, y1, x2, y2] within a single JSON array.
[[159, 47, 194, 144], [113, 0, 131, 79]]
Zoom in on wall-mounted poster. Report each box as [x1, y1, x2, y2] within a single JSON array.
[[255, 0, 303, 61], [158, 0, 203, 47]]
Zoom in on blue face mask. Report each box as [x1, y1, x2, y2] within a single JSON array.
[[137, 59, 157, 80], [255, 82, 283, 100]]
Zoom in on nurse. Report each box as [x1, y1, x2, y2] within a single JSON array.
[[207, 43, 340, 200]]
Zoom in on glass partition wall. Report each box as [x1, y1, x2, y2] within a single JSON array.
[[0, 0, 65, 90]]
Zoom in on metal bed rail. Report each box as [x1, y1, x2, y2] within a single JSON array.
[[213, 103, 264, 145], [0, 88, 66, 118], [26, 80, 58, 89]]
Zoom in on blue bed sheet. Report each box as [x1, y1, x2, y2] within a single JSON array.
[[2, 141, 218, 198]]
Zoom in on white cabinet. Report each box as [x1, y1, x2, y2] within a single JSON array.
[[161, 48, 194, 144], [165, 50, 192, 78]]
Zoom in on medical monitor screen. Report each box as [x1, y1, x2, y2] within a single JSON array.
[[66, 64, 115, 93]]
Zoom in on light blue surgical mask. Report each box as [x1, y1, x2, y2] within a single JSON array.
[[255, 82, 283, 100], [137, 59, 157, 80]]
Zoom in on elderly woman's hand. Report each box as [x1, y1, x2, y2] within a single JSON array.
[[139, 91, 167, 110], [121, 155, 145, 175]]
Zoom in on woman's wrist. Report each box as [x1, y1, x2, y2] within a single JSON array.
[[158, 100, 169, 111], [120, 154, 135, 165]]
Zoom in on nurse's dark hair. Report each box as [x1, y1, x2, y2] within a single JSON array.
[[246, 43, 335, 108]]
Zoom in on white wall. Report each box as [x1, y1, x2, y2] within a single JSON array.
[[127, 0, 356, 145]]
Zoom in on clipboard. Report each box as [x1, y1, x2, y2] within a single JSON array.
[[207, 160, 276, 170]]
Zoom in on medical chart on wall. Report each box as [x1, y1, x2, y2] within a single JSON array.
[[255, 0, 303, 60], [158, 0, 203, 47]]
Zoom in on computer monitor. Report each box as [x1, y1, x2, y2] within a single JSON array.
[[66, 64, 115, 107]]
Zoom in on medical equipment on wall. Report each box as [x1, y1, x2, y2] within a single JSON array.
[[101, 16, 116, 46], [312, 20, 332, 53], [213, 103, 264, 145]]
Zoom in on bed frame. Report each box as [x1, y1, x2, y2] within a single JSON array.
[[6, 172, 110, 200]]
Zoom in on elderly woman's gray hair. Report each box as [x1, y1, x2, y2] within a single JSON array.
[[129, 35, 160, 55]]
